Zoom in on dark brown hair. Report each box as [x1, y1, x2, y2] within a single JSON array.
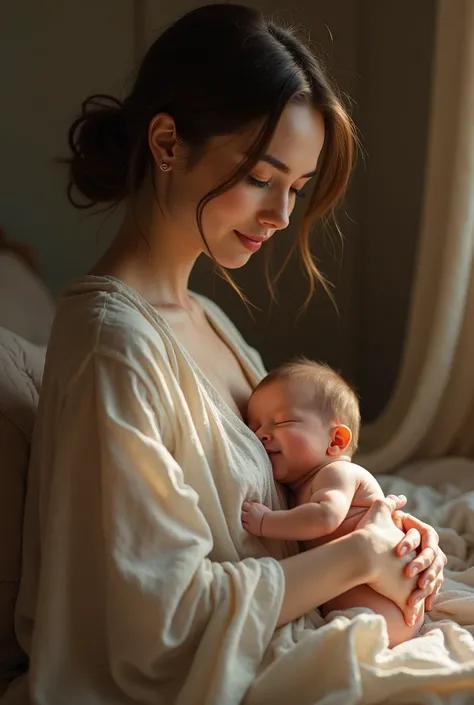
[[255, 358, 361, 455], [65, 3, 356, 304]]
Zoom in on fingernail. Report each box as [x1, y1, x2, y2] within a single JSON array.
[[414, 596, 423, 605], [410, 566, 420, 576], [422, 579, 429, 589], [399, 545, 408, 556]]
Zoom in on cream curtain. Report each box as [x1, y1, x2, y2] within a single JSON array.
[[357, 0, 474, 473]]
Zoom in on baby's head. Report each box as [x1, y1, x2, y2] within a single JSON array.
[[247, 359, 360, 485]]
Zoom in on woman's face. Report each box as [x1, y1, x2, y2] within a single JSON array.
[[161, 101, 326, 268]]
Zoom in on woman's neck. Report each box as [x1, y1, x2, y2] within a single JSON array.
[[90, 199, 200, 309]]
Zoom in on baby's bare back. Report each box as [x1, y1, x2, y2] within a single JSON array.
[[298, 463, 423, 647], [298, 462, 383, 551]]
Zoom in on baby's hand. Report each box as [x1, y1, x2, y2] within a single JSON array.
[[241, 501, 272, 537]]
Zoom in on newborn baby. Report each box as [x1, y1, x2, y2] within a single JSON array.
[[242, 359, 424, 647]]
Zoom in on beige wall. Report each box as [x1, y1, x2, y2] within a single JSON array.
[[0, 0, 436, 422], [356, 0, 436, 420], [0, 0, 135, 294]]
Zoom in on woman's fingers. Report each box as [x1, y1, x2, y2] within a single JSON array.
[[401, 514, 441, 561], [398, 512, 445, 583], [407, 576, 440, 608], [404, 600, 424, 627], [396, 528, 421, 556], [405, 545, 446, 584], [419, 524, 441, 555], [403, 546, 435, 577], [425, 575, 444, 611], [415, 549, 447, 588], [407, 585, 433, 607], [407, 561, 445, 608], [373, 500, 446, 618]]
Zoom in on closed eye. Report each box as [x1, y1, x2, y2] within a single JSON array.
[[291, 188, 306, 199], [247, 176, 307, 199], [274, 420, 299, 426]]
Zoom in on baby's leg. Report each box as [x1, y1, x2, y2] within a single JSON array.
[[321, 586, 424, 647]]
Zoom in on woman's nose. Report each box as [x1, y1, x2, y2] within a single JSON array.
[[258, 194, 291, 231]]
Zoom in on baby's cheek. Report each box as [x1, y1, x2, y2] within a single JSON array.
[[284, 431, 315, 464]]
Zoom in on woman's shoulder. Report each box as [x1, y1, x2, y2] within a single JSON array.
[[47, 275, 176, 384]]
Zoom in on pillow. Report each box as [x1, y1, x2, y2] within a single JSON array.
[[0, 251, 55, 346], [0, 326, 45, 692]]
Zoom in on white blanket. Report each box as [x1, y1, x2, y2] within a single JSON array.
[[355, 460, 474, 704], [381, 460, 474, 632], [4, 276, 474, 705]]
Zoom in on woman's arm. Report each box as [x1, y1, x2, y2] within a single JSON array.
[[277, 529, 370, 626]]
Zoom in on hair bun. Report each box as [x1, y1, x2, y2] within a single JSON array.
[[66, 94, 130, 207]]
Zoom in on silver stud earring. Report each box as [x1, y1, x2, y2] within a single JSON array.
[[160, 161, 170, 171]]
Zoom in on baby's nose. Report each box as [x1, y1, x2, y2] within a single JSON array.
[[256, 428, 272, 444]]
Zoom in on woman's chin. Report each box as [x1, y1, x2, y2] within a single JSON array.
[[202, 249, 253, 270], [220, 253, 253, 269]]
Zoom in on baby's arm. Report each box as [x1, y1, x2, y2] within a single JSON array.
[[242, 462, 356, 540]]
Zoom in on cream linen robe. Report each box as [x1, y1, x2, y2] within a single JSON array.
[[4, 275, 294, 705], [6, 276, 474, 705]]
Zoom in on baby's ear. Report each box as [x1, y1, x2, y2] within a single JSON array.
[[327, 424, 352, 456]]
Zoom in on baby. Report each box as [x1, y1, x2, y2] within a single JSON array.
[[241, 359, 424, 647]]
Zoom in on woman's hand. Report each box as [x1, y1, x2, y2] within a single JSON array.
[[392, 509, 446, 612], [356, 495, 423, 626]]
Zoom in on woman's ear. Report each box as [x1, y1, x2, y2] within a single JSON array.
[[148, 113, 179, 167], [327, 424, 352, 456]]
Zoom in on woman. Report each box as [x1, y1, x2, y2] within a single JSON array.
[[6, 4, 446, 704]]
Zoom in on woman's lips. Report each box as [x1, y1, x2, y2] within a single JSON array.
[[234, 230, 264, 253]]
